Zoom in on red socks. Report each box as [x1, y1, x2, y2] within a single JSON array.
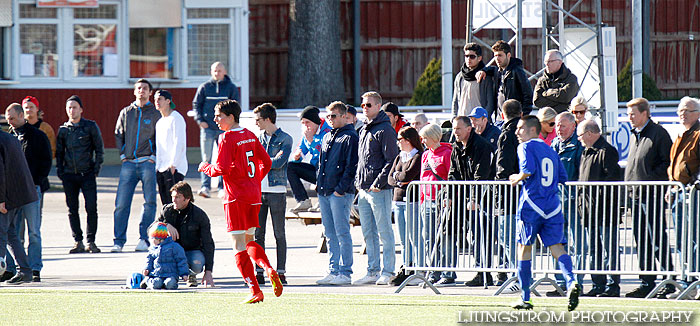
[[246, 241, 273, 271], [234, 250, 260, 294]]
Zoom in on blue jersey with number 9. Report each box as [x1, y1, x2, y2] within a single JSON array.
[[516, 138, 568, 223]]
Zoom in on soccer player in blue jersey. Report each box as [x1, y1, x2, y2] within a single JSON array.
[[508, 115, 581, 311]]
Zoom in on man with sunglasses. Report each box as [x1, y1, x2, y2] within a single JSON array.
[[534, 50, 580, 114], [354, 91, 399, 285], [452, 43, 496, 120]]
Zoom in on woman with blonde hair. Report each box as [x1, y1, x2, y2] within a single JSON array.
[[537, 107, 558, 146], [569, 96, 589, 124]]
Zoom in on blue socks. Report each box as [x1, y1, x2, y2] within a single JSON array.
[[518, 260, 532, 302], [558, 254, 576, 290]]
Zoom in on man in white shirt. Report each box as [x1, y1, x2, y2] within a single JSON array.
[[154, 90, 188, 205]]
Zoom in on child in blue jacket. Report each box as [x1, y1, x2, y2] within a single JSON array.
[[143, 222, 189, 289]]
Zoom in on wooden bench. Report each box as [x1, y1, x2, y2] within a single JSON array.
[[286, 207, 362, 253]]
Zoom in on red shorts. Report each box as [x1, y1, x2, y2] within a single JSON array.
[[224, 201, 261, 232]]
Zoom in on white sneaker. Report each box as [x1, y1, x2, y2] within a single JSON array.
[[375, 274, 395, 285], [134, 239, 149, 252], [352, 273, 380, 285], [197, 188, 210, 198], [406, 276, 424, 286], [330, 274, 352, 286], [307, 201, 321, 212], [110, 244, 123, 253], [501, 282, 522, 294], [290, 199, 312, 214], [316, 274, 337, 285], [217, 189, 225, 198]]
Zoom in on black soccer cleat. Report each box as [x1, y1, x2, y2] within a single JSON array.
[[568, 283, 582, 311], [512, 299, 534, 310]]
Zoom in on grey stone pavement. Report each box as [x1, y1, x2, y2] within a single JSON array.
[[1, 164, 646, 298]]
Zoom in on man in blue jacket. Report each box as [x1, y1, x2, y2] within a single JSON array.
[[354, 91, 399, 285], [192, 62, 240, 198], [253, 103, 293, 285], [316, 101, 359, 286], [112, 79, 161, 253]]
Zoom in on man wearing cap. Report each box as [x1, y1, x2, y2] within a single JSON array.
[[21, 96, 56, 158], [154, 90, 188, 205], [346, 104, 364, 132], [468, 107, 500, 153], [112, 78, 161, 253], [0, 120, 38, 284], [287, 106, 332, 213], [452, 43, 496, 119], [382, 102, 410, 134], [534, 50, 580, 113], [4, 103, 50, 282], [56, 95, 104, 254], [192, 62, 240, 199]]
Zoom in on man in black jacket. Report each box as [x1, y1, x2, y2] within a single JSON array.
[[494, 99, 522, 288], [534, 50, 580, 113], [4, 103, 50, 283], [448, 116, 494, 287], [354, 91, 399, 285], [492, 41, 534, 117], [452, 43, 497, 120], [57, 95, 104, 254], [0, 129, 37, 284], [157, 182, 215, 287], [624, 97, 675, 298], [315, 102, 359, 286], [577, 119, 622, 297]]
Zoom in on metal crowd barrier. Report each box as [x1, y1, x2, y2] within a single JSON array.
[[397, 180, 695, 300]]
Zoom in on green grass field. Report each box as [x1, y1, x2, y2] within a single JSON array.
[[1, 290, 699, 325]]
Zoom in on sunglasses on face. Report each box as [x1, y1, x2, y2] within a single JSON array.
[[327, 113, 342, 119], [572, 110, 586, 115], [464, 54, 478, 59], [547, 121, 555, 127], [361, 103, 372, 108]]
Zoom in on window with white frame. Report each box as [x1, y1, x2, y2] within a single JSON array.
[[17, 4, 58, 77], [129, 28, 176, 79], [14, 1, 121, 80], [185, 8, 231, 77], [72, 5, 119, 77]]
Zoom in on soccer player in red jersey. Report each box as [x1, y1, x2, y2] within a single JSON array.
[[198, 100, 282, 304]]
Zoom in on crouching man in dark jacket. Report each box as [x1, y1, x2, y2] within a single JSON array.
[[577, 119, 622, 297], [157, 181, 215, 287], [315, 101, 359, 286]]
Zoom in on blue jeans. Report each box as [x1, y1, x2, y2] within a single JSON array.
[[113, 160, 157, 247], [200, 128, 223, 190], [8, 186, 42, 272], [186, 250, 205, 275], [555, 194, 586, 288], [673, 191, 699, 274], [392, 202, 406, 247], [1, 207, 31, 274], [147, 276, 178, 289], [421, 202, 456, 280], [319, 193, 354, 276], [357, 189, 395, 276], [255, 192, 288, 274], [498, 214, 517, 270]]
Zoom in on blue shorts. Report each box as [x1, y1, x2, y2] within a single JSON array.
[[516, 217, 566, 247]]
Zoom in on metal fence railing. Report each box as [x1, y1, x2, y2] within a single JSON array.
[[397, 180, 696, 299]]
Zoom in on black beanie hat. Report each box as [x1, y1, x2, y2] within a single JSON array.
[[67, 95, 83, 108], [300, 105, 321, 125]]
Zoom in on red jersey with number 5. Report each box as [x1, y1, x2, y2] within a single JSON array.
[[201, 127, 271, 204]]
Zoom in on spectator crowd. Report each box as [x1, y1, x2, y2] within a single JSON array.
[[1, 43, 699, 303]]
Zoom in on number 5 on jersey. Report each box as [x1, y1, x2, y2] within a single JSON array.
[[245, 150, 255, 178]]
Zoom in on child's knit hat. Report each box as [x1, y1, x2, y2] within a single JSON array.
[[150, 222, 169, 240]]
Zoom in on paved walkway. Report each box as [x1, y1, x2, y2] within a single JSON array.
[[1, 164, 645, 297]]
